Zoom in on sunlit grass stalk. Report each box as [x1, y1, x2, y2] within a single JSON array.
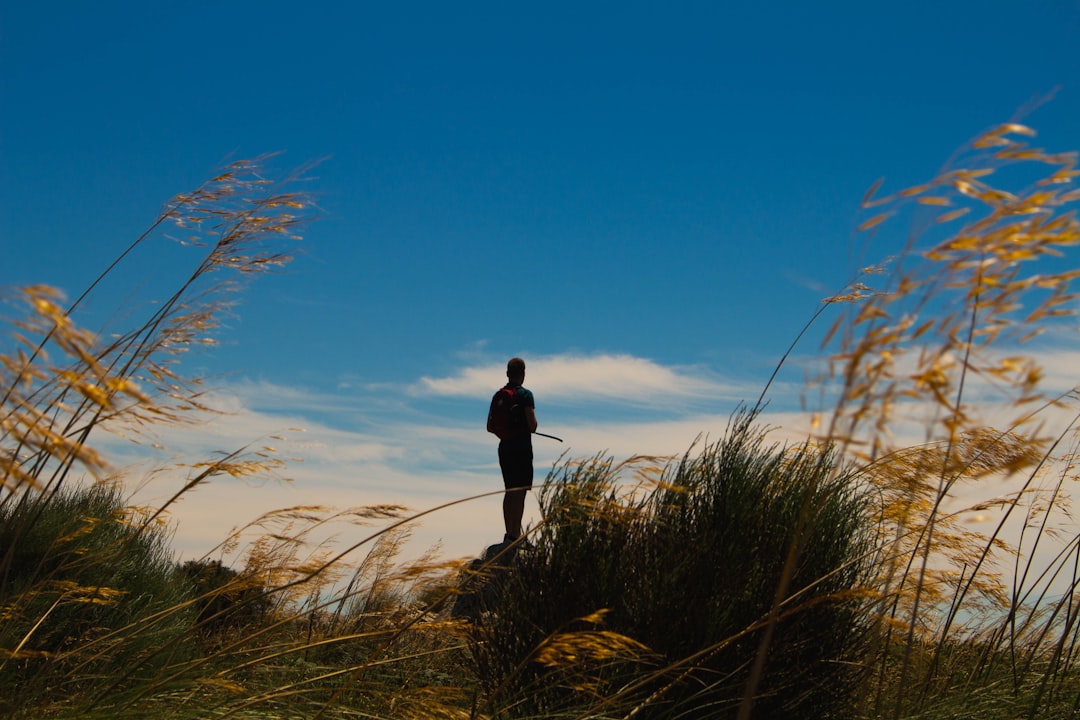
[[796, 122, 1080, 718]]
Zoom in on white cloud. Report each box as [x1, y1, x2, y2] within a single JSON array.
[[416, 353, 742, 407]]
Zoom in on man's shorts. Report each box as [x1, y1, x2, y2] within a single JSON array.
[[498, 440, 534, 490]]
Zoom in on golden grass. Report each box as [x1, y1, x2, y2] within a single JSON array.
[[5, 124, 1080, 718], [797, 123, 1080, 716]]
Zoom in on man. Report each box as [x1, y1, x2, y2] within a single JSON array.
[[487, 357, 538, 542]]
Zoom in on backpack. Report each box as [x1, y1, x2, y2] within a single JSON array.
[[488, 386, 525, 440]]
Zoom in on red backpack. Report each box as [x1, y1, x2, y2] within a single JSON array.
[[488, 386, 525, 440]]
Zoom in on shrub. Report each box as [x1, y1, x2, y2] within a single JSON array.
[[178, 559, 272, 639], [470, 411, 875, 719]]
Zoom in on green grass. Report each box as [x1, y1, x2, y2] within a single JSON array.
[[0, 482, 196, 717]]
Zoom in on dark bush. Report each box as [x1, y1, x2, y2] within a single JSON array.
[[178, 558, 272, 638], [470, 412, 875, 719]]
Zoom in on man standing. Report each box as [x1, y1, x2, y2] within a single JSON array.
[[487, 357, 537, 542]]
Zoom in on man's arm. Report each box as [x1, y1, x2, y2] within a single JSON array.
[[525, 407, 538, 434]]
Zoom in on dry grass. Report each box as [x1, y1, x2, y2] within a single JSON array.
[[0, 159, 476, 719], [798, 122, 1080, 717], [5, 123, 1080, 719]]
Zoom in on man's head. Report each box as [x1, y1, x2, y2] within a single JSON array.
[[506, 357, 526, 383]]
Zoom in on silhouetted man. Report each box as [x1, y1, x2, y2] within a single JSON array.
[[487, 357, 538, 541]]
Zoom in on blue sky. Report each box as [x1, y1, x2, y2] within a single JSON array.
[[3, 1, 1080, 564]]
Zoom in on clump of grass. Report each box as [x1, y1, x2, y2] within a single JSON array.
[[469, 412, 876, 719], [0, 482, 195, 716]]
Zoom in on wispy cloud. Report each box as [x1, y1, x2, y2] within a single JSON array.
[[415, 353, 743, 408]]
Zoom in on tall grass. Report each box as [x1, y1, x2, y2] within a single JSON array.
[[0, 158, 320, 716], [469, 414, 875, 719], [809, 122, 1080, 718], [0, 482, 195, 715], [4, 122, 1080, 719], [460, 122, 1080, 719], [0, 160, 473, 718]]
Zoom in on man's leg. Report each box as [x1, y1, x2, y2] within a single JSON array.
[[503, 486, 527, 539], [499, 445, 533, 541]]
